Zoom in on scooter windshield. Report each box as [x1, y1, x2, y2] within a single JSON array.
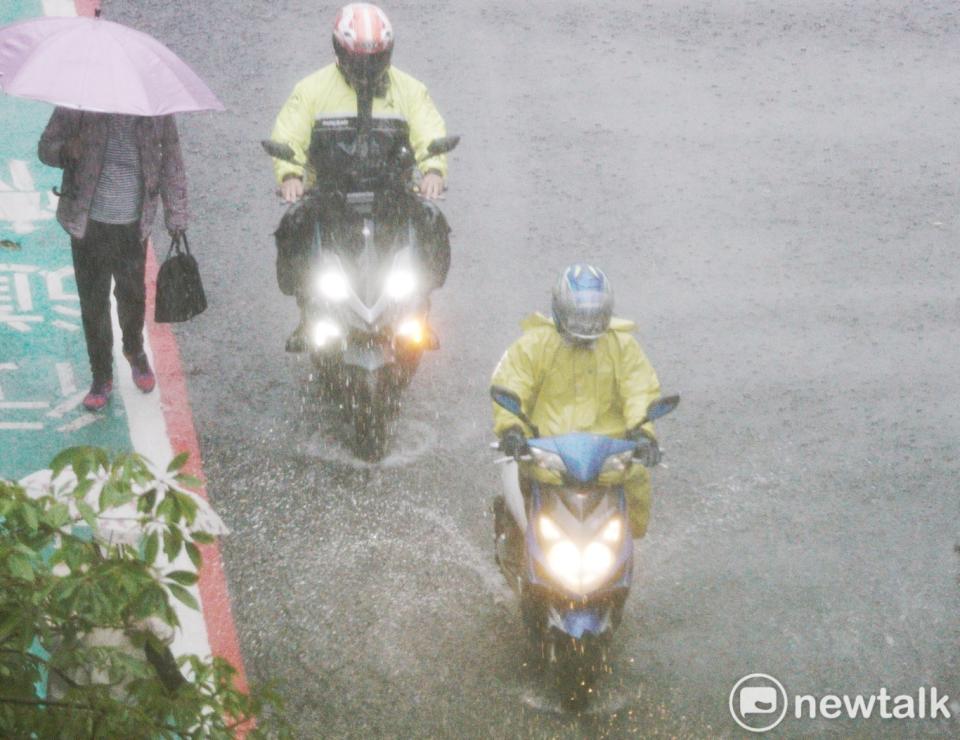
[[528, 433, 636, 484]]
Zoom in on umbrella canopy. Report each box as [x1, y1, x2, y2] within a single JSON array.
[[0, 15, 223, 115]]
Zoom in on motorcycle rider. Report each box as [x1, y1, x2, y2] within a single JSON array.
[[270, 2, 450, 351], [491, 264, 663, 538]]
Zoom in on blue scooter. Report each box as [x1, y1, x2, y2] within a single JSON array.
[[491, 385, 679, 708]]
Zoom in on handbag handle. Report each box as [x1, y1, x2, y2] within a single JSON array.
[[165, 231, 191, 259]]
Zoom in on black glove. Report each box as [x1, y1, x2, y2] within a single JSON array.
[[499, 426, 529, 460], [627, 427, 661, 467]]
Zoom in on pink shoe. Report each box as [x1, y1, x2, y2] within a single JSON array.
[[125, 351, 156, 393], [82, 380, 113, 412]]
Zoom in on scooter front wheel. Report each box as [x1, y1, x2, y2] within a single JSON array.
[[350, 368, 389, 461]]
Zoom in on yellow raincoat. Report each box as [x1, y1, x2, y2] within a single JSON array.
[[491, 313, 661, 536], [271, 63, 447, 185]]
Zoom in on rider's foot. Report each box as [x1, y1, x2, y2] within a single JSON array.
[[285, 320, 306, 353]]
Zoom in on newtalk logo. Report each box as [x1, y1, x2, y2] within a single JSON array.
[[729, 673, 954, 733]]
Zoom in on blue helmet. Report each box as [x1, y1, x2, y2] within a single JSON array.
[[551, 263, 614, 342]]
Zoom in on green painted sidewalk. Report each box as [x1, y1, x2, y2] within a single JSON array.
[[0, 0, 129, 479]]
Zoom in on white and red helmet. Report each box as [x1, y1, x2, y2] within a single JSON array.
[[333, 3, 394, 55], [333, 4, 394, 91]]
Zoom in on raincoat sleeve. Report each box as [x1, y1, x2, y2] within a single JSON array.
[[491, 332, 542, 438], [38, 107, 79, 169], [271, 80, 314, 184], [160, 116, 189, 234], [404, 81, 447, 177], [617, 334, 661, 437]]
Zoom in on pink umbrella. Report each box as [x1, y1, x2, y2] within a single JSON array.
[[0, 14, 223, 115]]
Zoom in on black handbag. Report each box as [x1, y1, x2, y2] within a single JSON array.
[[155, 232, 207, 323]]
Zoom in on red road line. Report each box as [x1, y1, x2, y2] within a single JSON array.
[[145, 245, 249, 692], [73, 0, 249, 695]]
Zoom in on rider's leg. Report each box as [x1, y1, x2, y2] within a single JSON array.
[[416, 199, 451, 290], [624, 467, 652, 539], [281, 207, 320, 352], [285, 291, 308, 353]]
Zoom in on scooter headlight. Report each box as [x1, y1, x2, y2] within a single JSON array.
[[529, 447, 567, 473], [316, 269, 350, 302], [545, 539, 617, 594], [384, 268, 417, 300], [600, 449, 634, 474], [312, 319, 342, 348]]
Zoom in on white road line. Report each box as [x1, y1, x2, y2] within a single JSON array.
[[46, 389, 87, 418], [52, 319, 80, 331], [57, 362, 77, 396], [0, 422, 44, 430], [55, 414, 102, 433], [0, 401, 49, 410], [13, 272, 32, 310]]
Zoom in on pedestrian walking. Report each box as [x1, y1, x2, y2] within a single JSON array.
[[38, 109, 189, 410]]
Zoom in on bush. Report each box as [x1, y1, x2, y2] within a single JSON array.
[[0, 446, 289, 739]]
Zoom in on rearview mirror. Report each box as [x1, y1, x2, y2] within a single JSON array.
[[261, 139, 299, 164], [426, 135, 461, 157], [644, 394, 680, 423], [490, 385, 523, 416], [490, 385, 541, 439]]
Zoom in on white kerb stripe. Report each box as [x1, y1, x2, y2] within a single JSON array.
[[110, 291, 213, 661]]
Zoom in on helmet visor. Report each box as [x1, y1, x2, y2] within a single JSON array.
[[338, 50, 391, 93], [560, 291, 612, 340]]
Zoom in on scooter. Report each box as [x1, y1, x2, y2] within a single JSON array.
[[263, 107, 459, 460], [490, 385, 680, 708]]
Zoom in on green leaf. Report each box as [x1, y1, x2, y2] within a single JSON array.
[[163, 529, 181, 561], [99, 481, 130, 511], [156, 495, 177, 522], [7, 553, 34, 582], [50, 446, 88, 476], [185, 542, 202, 569], [167, 451, 189, 473], [167, 583, 199, 611], [44, 502, 71, 529], [176, 473, 204, 489], [192, 531, 215, 545], [21, 503, 39, 532], [175, 492, 198, 525], [0, 611, 22, 645], [141, 488, 158, 514], [76, 500, 97, 529], [144, 531, 159, 564], [166, 570, 198, 587]]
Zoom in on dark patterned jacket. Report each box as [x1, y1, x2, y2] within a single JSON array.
[[38, 108, 189, 240]]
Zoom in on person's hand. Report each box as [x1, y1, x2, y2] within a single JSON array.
[[417, 171, 445, 200], [627, 427, 662, 467], [281, 176, 304, 203], [499, 426, 529, 461], [62, 136, 84, 164], [168, 226, 185, 240]]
